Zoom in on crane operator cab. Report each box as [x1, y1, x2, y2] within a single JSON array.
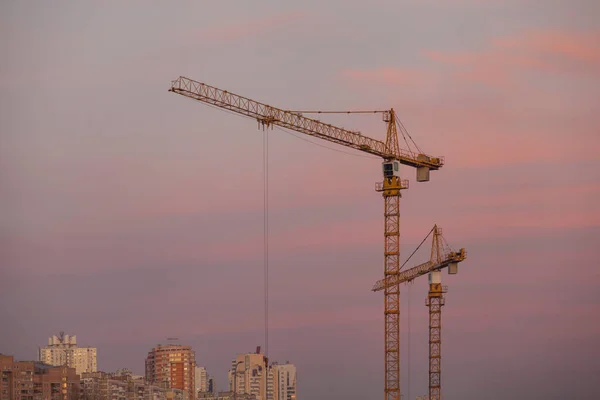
[[382, 160, 401, 179]]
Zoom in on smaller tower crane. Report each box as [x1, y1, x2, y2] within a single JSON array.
[[372, 225, 467, 400]]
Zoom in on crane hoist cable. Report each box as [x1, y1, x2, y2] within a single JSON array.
[[264, 127, 269, 360], [407, 282, 412, 400]]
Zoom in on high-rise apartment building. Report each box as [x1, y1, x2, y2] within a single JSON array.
[[145, 344, 196, 400], [228, 349, 297, 400], [195, 366, 209, 393], [39, 332, 97, 375], [272, 364, 296, 400], [229, 348, 271, 400]]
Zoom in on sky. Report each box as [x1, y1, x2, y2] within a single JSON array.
[[1, 0, 599, 399]]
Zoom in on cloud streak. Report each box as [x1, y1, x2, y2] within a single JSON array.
[[423, 29, 600, 86], [188, 11, 310, 43]]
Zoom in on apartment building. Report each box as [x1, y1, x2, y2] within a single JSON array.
[[228, 348, 270, 400], [145, 344, 195, 400], [80, 371, 187, 400], [0, 354, 80, 400], [39, 332, 97, 375], [272, 364, 296, 400]]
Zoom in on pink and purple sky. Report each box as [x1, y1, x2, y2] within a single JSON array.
[[1, 1, 599, 399]]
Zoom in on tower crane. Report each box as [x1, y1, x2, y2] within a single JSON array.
[[168, 76, 445, 400], [372, 225, 467, 400]]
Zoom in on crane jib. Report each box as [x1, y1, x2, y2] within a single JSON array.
[[169, 76, 444, 170]]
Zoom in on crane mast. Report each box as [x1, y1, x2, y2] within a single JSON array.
[[426, 271, 446, 400], [169, 76, 444, 400], [379, 113, 405, 399]]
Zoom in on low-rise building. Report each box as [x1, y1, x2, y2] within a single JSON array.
[[198, 391, 256, 400], [80, 371, 187, 400], [0, 354, 80, 400]]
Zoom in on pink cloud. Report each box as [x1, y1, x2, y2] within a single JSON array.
[[495, 30, 600, 65], [96, 304, 381, 345], [454, 183, 600, 234], [190, 11, 309, 43], [424, 29, 600, 85], [139, 159, 374, 218], [441, 204, 600, 241], [422, 49, 552, 88], [340, 28, 600, 170], [464, 183, 600, 209], [341, 67, 428, 87], [344, 29, 600, 90], [157, 215, 381, 265]]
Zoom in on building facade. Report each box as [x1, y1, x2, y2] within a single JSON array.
[[0, 354, 80, 400], [228, 349, 297, 400], [80, 371, 187, 400], [199, 392, 255, 400], [195, 366, 209, 394], [228, 348, 270, 400], [145, 344, 195, 400], [272, 364, 296, 400], [39, 333, 97, 375]]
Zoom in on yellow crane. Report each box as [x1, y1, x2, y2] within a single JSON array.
[[372, 225, 467, 400], [168, 76, 444, 400]]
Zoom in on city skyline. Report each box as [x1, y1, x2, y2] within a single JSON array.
[[1, 1, 598, 399], [2, 337, 296, 399]]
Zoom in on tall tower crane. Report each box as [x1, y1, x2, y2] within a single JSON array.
[[372, 225, 467, 400], [168, 76, 444, 400]]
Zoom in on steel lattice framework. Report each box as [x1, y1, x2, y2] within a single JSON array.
[[426, 283, 447, 400], [381, 178, 403, 400], [169, 77, 443, 171], [169, 76, 445, 400]]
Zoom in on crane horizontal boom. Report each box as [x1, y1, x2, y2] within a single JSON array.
[[169, 76, 443, 170], [372, 249, 466, 292]]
